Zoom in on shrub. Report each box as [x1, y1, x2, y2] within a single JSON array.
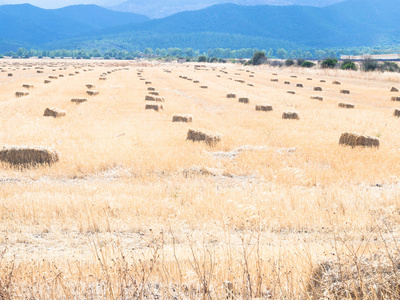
[[341, 60, 357, 70], [219, 58, 227, 63], [361, 58, 380, 72], [301, 61, 315, 68], [209, 57, 218, 63], [269, 60, 283, 67], [321, 58, 338, 68], [285, 59, 295, 67], [249, 51, 267, 65], [0, 54, 3, 58], [197, 55, 207, 62], [297, 58, 305, 66], [380, 61, 400, 72]]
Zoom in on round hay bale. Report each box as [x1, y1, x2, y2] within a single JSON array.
[[22, 84, 34, 89], [307, 78, 312, 80], [43, 107, 66, 118], [172, 114, 193, 123], [339, 132, 379, 148], [247, 84, 254, 87], [145, 81, 152, 85], [313, 87, 323, 91], [0, 145, 59, 166], [193, 80, 200, 83], [282, 111, 299, 120], [149, 91, 160, 96], [7, 73, 12, 77], [340, 90, 350, 94], [296, 84, 303, 88], [391, 97, 400, 101], [287, 91, 296, 94], [394, 109, 400, 117], [145, 95, 155, 101], [320, 80, 326, 83], [227, 93, 236, 98], [271, 79, 278, 82], [332, 81, 341, 85], [99, 77, 107, 81], [338, 102, 355, 109], [255, 104, 273, 112], [284, 81, 290, 85], [200, 86, 208, 89], [44, 80, 51, 84], [239, 97, 249, 104], [290, 75, 297, 78], [86, 84, 95, 89], [147, 87, 156, 91]]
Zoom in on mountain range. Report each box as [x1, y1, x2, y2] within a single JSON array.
[[110, 0, 345, 19], [0, 0, 399, 53]]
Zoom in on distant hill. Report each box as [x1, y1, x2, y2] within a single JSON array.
[[0, 4, 148, 51], [2, 0, 400, 53], [110, 0, 345, 19], [61, 0, 400, 51]]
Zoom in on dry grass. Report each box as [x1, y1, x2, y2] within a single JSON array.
[[1, 59, 400, 298]]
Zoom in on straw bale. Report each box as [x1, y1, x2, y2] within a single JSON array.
[[339, 132, 379, 147], [43, 107, 66, 118], [0, 145, 59, 166]]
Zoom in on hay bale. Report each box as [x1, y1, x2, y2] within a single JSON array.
[[249, 75, 254, 77], [0, 145, 59, 166], [332, 81, 341, 85], [311, 96, 323, 101], [394, 109, 400, 117], [339, 132, 379, 147], [154, 97, 165, 102], [320, 80, 326, 83], [307, 78, 312, 80], [15, 92, 29, 97], [37, 70, 43, 74], [284, 81, 290, 85], [255, 104, 273, 112], [290, 75, 297, 78], [145, 95, 155, 101], [147, 87, 156, 91], [43, 107, 66, 118], [340, 90, 350, 94], [200, 86, 208, 89], [49, 76, 58, 79], [86, 84, 95, 89], [140, 78, 145, 81], [145, 104, 163, 112], [149, 91, 160, 96], [193, 80, 200, 83], [44, 80, 51, 84], [7, 73, 12, 77], [235, 79, 245, 83], [71, 98, 87, 104], [186, 129, 222, 146], [391, 87, 399, 92], [145, 81, 152, 85], [59, 74, 64, 78], [69, 74, 75, 76], [99, 77, 107, 81], [172, 114, 193, 123], [338, 102, 355, 109], [22, 84, 34, 89], [86, 90, 99, 96], [296, 84, 303, 88], [391, 97, 400, 101], [282, 111, 299, 120], [313, 87, 323, 91], [272, 73, 278, 76], [238, 97, 249, 104], [271, 79, 278, 82], [227, 93, 236, 98], [287, 91, 296, 94], [247, 84, 254, 87]]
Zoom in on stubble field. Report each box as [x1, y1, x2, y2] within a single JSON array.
[[1, 59, 400, 299]]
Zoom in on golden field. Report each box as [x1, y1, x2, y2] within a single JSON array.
[[1, 59, 400, 299]]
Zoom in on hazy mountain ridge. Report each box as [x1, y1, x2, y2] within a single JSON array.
[[110, 0, 345, 19], [0, 4, 148, 51], [0, 0, 399, 53]]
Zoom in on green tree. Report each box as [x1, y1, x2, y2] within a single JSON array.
[[321, 58, 338, 68], [197, 55, 207, 62], [301, 61, 315, 68], [341, 60, 357, 70], [276, 48, 288, 59], [249, 51, 267, 65], [285, 59, 295, 67]]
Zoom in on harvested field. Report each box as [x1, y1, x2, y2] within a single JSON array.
[[1, 59, 400, 299]]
